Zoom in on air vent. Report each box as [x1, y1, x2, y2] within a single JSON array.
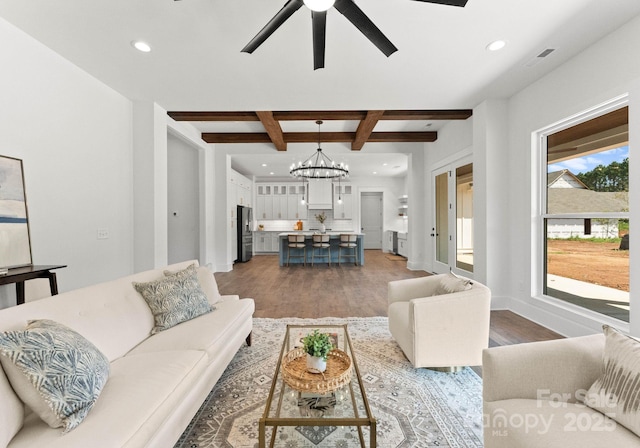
[[524, 48, 556, 67], [537, 48, 556, 58]]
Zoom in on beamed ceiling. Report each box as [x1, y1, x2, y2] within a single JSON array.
[[168, 109, 473, 151]]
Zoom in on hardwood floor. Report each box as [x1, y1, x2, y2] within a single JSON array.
[[216, 249, 563, 348]]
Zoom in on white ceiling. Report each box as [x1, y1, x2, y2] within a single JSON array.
[[2, 0, 639, 178]]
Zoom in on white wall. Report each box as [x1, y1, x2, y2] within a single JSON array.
[[167, 133, 200, 264], [505, 15, 640, 337], [0, 17, 134, 307]]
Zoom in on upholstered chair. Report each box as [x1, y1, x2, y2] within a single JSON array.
[[287, 234, 307, 266], [311, 234, 331, 266], [338, 234, 358, 265], [387, 273, 491, 370]]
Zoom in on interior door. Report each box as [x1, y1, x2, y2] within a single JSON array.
[[431, 159, 474, 275], [361, 192, 382, 249], [432, 167, 452, 274]]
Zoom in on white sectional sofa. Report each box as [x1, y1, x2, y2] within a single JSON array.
[[483, 334, 640, 447], [0, 260, 254, 448]]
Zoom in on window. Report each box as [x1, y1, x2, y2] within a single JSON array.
[[543, 106, 629, 322]]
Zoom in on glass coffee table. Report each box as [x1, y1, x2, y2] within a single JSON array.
[[259, 324, 376, 447]]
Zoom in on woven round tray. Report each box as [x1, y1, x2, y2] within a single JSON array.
[[282, 347, 352, 393]]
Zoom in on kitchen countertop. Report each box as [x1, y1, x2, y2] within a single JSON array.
[[277, 232, 363, 237]]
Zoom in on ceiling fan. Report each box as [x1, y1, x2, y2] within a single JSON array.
[[240, 0, 469, 70]]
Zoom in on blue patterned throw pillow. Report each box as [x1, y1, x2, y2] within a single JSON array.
[[134, 263, 213, 334], [0, 319, 110, 432]]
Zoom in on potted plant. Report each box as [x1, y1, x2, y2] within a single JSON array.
[[315, 212, 327, 233], [302, 329, 334, 373]]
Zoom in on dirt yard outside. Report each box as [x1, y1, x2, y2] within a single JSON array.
[[547, 239, 629, 292]]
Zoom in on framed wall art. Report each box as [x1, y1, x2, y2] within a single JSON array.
[[0, 155, 32, 269]]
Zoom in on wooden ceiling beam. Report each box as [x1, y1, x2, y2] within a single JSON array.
[[368, 132, 438, 143], [169, 109, 473, 122], [284, 132, 355, 143], [352, 110, 384, 151], [168, 111, 259, 121], [272, 110, 368, 121], [381, 110, 473, 120], [256, 111, 287, 151], [202, 133, 272, 144], [202, 131, 438, 145]]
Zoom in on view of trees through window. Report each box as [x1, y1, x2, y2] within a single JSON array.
[[544, 107, 629, 322]]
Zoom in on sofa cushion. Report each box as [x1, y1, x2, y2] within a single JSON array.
[[433, 272, 472, 296], [127, 296, 254, 361], [5, 350, 209, 448], [484, 399, 640, 448], [133, 264, 213, 334], [0, 319, 110, 433], [0, 363, 24, 447], [585, 325, 640, 437]]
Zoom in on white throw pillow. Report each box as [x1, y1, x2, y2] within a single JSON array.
[[584, 325, 640, 437], [0, 319, 110, 432], [433, 272, 472, 296]]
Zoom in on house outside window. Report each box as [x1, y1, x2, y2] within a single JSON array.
[[542, 105, 629, 322]]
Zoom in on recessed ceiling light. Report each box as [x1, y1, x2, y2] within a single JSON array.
[[373, 171, 378, 175], [131, 40, 152, 53], [382, 163, 388, 166], [486, 40, 506, 52], [269, 172, 274, 175], [262, 163, 267, 167]]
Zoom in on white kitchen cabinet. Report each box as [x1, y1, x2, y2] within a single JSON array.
[[272, 185, 288, 220], [287, 184, 307, 220], [307, 179, 333, 209], [256, 184, 273, 220], [231, 218, 238, 260], [254, 231, 280, 253], [257, 195, 273, 220], [333, 184, 353, 219], [397, 232, 408, 257]]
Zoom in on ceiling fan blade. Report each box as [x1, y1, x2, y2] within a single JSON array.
[[312, 11, 327, 70], [334, 0, 397, 57], [411, 0, 468, 6], [241, 0, 304, 53]]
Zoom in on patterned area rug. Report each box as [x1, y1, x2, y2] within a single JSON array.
[[174, 317, 483, 447]]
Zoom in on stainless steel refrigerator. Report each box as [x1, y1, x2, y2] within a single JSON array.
[[237, 205, 253, 262]]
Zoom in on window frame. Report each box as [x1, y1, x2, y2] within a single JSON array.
[[532, 94, 630, 328]]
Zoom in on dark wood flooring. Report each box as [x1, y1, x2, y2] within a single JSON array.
[[216, 250, 563, 350]]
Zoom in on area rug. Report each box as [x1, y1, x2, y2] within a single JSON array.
[[174, 317, 483, 447]]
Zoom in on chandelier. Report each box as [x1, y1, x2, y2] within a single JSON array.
[[289, 121, 349, 179]]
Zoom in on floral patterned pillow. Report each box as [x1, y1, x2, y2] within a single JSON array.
[[133, 263, 213, 334], [0, 319, 110, 432]]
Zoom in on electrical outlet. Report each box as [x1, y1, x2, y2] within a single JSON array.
[[97, 228, 109, 240]]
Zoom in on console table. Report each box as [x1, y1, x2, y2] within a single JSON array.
[[0, 265, 67, 306]]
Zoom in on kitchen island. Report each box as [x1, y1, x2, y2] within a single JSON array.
[[278, 232, 365, 266]]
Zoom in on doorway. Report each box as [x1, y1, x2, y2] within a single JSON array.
[[431, 159, 474, 275], [361, 192, 383, 249]]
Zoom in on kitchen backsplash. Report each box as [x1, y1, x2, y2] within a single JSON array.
[[255, 209, 354, 232]]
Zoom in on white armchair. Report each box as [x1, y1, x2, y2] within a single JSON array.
[[387, 274, 491, 369]]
